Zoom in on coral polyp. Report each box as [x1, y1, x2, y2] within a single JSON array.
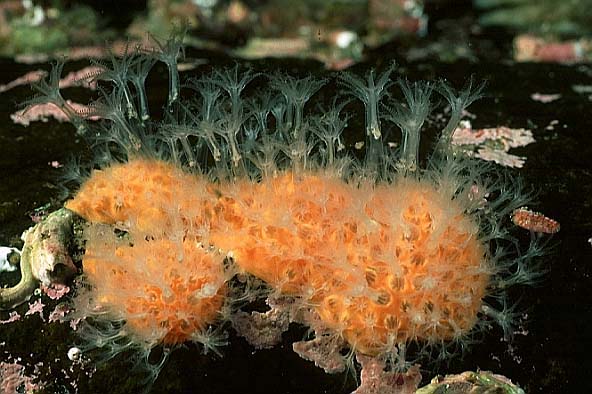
[[29, 36, 549, 391]]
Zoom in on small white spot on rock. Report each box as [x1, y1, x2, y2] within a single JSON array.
[[68, 347, 81, 361]]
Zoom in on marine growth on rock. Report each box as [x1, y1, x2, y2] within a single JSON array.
[[26, 35, 549, 391]]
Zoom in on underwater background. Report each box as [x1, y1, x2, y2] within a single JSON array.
[[0, 1, 591, 393]]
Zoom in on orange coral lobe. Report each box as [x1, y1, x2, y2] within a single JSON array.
[[211, 173, 488, 355], [66, 159, 209, 233], [68, 159, 228, 346], [84, 234, 226, 345]]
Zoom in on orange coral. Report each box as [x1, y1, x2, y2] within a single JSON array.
[[68, 158, 488, 355]]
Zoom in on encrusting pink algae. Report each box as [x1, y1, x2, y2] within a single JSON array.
[[26, 35, 552, 391]]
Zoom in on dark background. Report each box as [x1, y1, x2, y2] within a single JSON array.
[[1, 1, 591, 393]]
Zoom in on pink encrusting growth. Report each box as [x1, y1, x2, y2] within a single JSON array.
[[28, 35, 551, 391], [511, 207, 560, 234]]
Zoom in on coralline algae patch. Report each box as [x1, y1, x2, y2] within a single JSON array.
[[213, 172, 488, 355], [66, 159, 229, 347], [67, 157, 489, 358]]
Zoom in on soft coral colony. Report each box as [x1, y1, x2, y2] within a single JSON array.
[[30, 36, 548, 391]]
